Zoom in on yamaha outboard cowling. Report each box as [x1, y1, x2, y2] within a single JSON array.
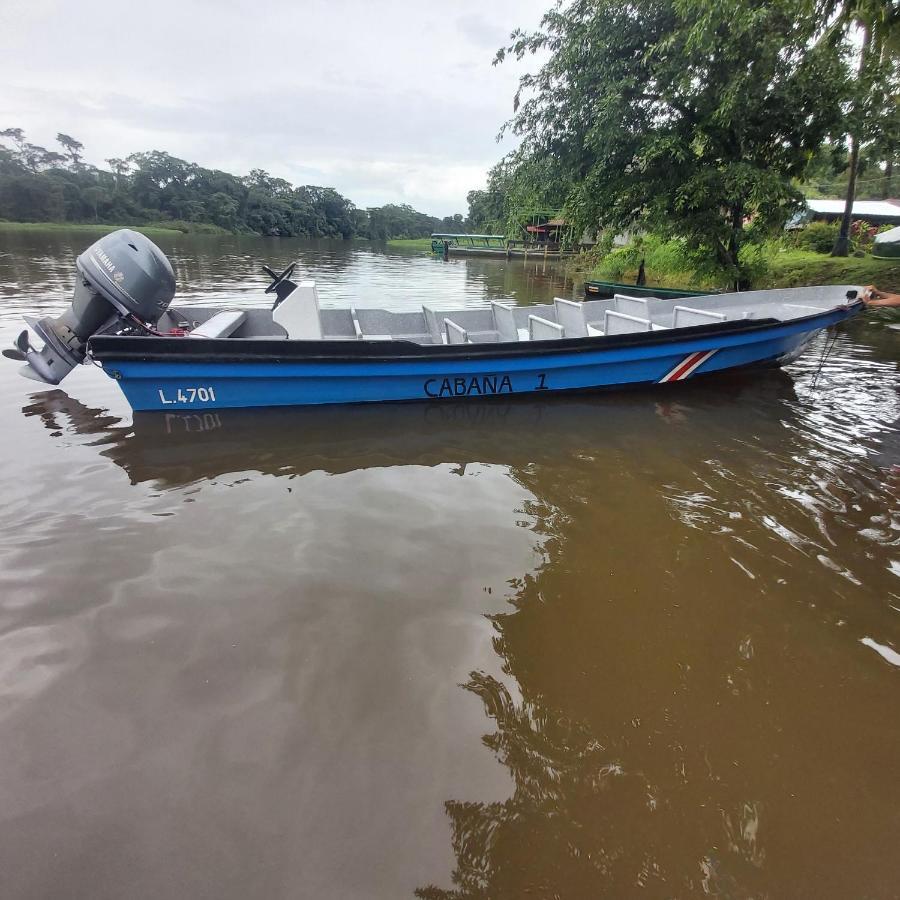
[[7, 229, 175, 384]]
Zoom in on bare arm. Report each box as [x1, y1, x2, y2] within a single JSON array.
[[863, 285, 900, 307]]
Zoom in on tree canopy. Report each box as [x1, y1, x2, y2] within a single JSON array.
[[0, 130, 463, 241], [492, 0, 880, 282], [466, 151, 571, 237]]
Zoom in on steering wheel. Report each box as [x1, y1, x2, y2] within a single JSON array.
[[263, 263, 296, 295]]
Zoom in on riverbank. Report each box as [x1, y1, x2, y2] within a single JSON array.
[[568, 247, 900, 293], [759, 250, 900, 291], [0, 220, 230, 237], [1, 222, 438, 245], [386, 237, 434, 250]]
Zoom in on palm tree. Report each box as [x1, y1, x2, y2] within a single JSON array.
[[821, 0, 899, 255]]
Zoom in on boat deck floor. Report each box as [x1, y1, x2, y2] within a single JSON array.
[[154, 285, 860, 345]]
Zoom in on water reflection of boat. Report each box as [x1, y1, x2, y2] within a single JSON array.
[[24, 372, 803, 487]]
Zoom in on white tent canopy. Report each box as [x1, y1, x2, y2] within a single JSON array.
[[807, 199, 900, 219]]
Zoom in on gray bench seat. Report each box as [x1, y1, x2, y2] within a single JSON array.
[[529, 315, 565, 340], [188, 310, 247, 339], [672, 306, 727, 328]]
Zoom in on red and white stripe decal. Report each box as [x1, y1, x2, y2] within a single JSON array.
[[659, 349, 718, 383]]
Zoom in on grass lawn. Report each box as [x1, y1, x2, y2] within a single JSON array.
[[760, 249, 900, 292], [577, 248, 900, 293], [0, 221, 184, 238], [0, 221, 229, 237]]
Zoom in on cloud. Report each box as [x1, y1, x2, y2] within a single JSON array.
[[456, 13, 509, 50], [0, 0, 549, 215]]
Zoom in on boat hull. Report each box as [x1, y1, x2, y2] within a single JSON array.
[[92, 306, 859, 411]]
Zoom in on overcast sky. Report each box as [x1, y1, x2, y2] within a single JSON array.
[[0, 0, 550, 216]]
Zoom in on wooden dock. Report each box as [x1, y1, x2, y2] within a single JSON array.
[[431, 235, 579, 261]]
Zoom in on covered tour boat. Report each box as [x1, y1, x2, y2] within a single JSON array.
[[4, 230, 864, 412], [430, 233, 507, 254]]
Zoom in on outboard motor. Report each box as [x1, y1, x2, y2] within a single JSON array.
[[4, 229, 176, 384]]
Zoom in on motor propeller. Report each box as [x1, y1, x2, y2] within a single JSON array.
[[263, 263, 297, 308], [2, 330, 31, 362]]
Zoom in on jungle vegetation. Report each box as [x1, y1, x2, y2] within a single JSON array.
[[466, 0, 899, 284], [0, 129, 464, 241]]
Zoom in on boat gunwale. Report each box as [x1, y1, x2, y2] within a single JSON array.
[[88, 304, 862, 364], [583, 280, 714, 299]]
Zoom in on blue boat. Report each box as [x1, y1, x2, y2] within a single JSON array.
[[4, 230, 865, 412]]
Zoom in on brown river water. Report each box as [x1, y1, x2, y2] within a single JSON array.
[[0, 230, 898, 899]]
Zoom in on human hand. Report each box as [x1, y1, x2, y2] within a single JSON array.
[[863, 285, 900, 307]]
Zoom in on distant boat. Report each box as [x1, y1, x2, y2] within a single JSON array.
[[5, 229, 865, 412], [584, 279, 713, 300], [872, 226, 900, 260], [430, 233, 575, 258]]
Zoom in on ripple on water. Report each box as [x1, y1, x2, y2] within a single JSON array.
[[1, 234, 899, 898], [663, 333, 900, 601]]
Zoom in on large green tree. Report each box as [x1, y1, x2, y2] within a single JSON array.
[[56, 133, 84, 170], [496, 0, 852, 284]]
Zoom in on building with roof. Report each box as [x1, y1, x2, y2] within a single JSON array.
[[803, 198, 900, 226]]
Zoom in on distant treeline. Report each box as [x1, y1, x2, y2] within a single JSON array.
[[0, 129, 465, 240]]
